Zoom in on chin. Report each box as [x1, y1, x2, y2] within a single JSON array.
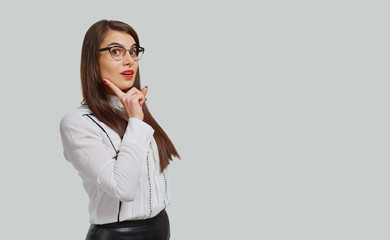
[[119, 83, 135, 91], [120, 87, 130, 93]]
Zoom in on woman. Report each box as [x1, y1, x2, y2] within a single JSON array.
[[60, 19, 180, 240]]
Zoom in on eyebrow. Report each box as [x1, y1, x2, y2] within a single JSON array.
[[107, 42, 137, 48], [107, 42, 124, 47]]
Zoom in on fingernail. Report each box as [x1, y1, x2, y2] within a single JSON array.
[[145, 86, 148, 88], [145, 98, 148, 101], [101, 79, 106, 83]]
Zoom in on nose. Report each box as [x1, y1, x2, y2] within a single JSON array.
[[123, 50, 135, 66]]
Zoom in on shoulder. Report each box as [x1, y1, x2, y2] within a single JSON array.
[[59, 105, 95, 134]]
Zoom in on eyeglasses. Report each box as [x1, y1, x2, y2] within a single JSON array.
[[99, 45, 145, 61]]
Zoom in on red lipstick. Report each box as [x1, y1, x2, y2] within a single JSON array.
[[120, 70, 134, 79]]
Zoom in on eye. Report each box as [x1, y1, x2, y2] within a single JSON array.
[[129, 48, 138, 56], [110, 47, 124, 56]]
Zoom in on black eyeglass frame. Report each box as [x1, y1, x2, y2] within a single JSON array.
[[98, 45, 145, 61]]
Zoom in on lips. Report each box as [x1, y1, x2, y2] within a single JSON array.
[[120, 70, 134, 79]]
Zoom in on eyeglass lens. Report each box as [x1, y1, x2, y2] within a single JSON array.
[[109, 47, 143, 61]]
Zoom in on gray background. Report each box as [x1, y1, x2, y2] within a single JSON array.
[[0, 0, 388, 239]]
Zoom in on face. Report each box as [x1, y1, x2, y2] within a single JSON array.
[[98, 30, 138, 93]]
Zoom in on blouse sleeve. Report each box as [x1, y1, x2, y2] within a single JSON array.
[[59, 112, 154, 202]]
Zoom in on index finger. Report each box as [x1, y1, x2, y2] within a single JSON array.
[[102, 79, 125, 99]]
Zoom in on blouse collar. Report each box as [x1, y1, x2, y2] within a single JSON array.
[[108, 95, 124, 110], [108, 95, 128, 120]]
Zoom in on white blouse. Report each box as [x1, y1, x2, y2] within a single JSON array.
[[59, 96, 170, 225]]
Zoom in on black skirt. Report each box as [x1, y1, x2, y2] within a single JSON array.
[[85, 209, 170, 240]]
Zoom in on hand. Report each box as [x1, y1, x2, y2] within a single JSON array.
[[102, 79, 148, 120]]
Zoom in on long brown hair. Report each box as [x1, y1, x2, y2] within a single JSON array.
[[80, 19, 180, 172]]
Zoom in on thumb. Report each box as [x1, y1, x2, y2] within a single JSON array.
[[102, 79, 125, 99], [139, 86, 148, 106], [141, 86, 148, 97]]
